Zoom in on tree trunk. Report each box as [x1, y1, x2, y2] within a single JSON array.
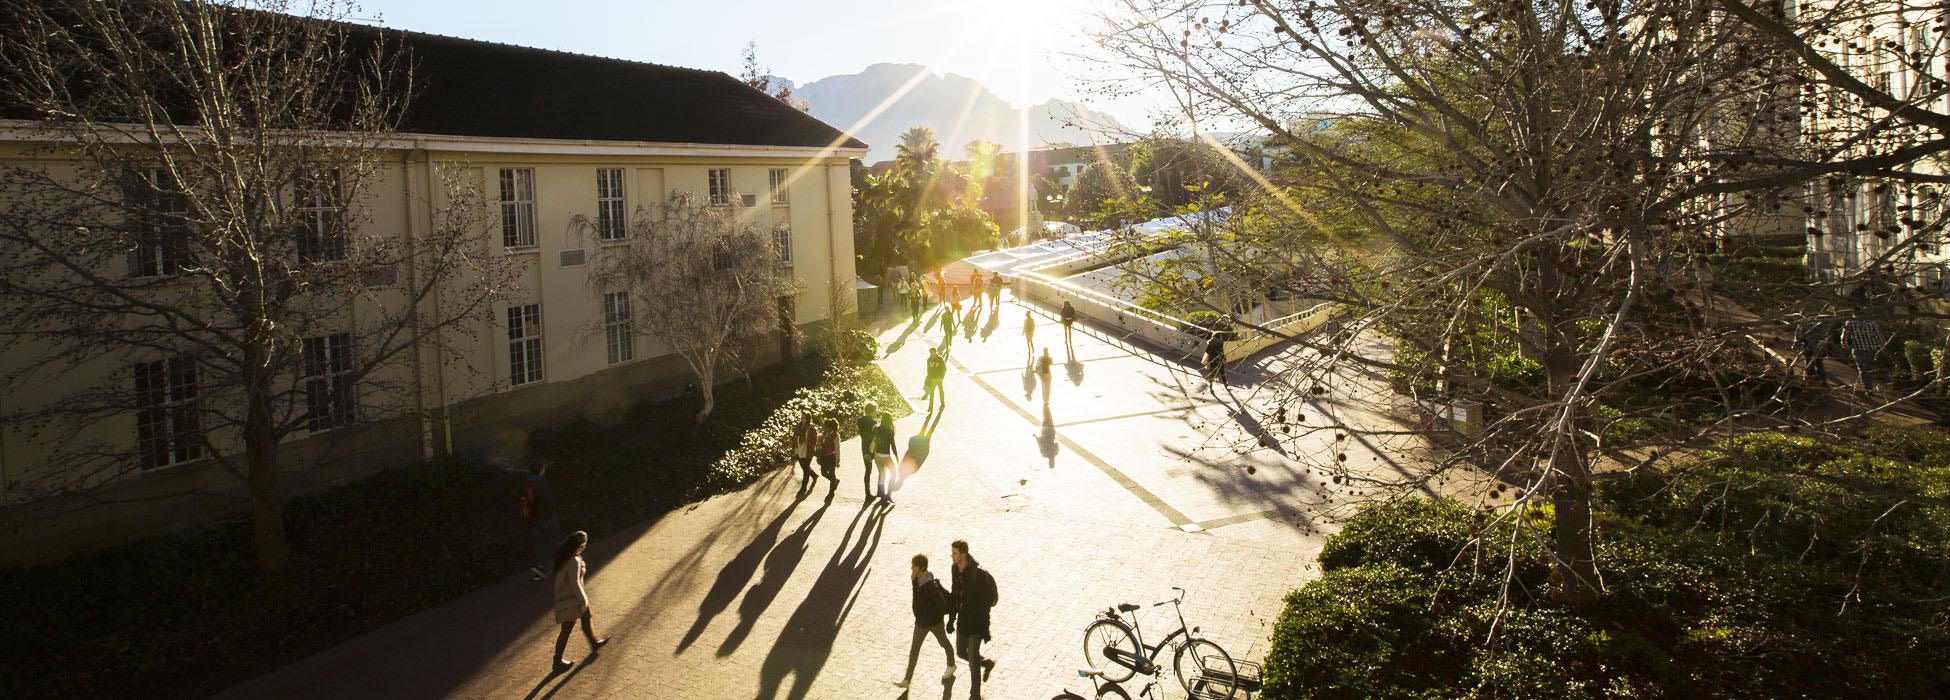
[[245, 373, 290, 571], [1543, 350, 1600, 606], [694, 360, 717, 424]]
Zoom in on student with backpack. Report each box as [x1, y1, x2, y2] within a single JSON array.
[[894, 553, 957, 690], [520, 459, 562, 582], [947, 539, 998, 699]]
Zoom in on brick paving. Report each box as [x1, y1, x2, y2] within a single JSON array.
[[212, 293, 1426, 700]]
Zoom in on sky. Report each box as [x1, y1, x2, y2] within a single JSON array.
[[344, 0, 1162, 130]]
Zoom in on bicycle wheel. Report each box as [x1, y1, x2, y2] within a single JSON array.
[[1082, 619, 1141, 683], [1174, 638, 1238, 700]]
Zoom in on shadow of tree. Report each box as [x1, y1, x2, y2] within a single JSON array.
[[755, 501, 891, 700]]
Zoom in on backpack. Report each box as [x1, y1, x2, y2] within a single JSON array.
[[518, 481, 537, 522], [981, 568, 998, 608], [921, 579, 951, 620]]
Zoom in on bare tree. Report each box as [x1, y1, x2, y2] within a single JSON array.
[[0, 0, 510, 570], [1090, 0, 1892, 605], [587, 191, 799, 423]]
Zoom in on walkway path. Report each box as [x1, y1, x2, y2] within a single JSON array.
[[214, 293, 1426, 700]]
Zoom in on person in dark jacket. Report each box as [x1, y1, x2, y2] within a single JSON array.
[[856, 402, 879, 497], [1060, 301, 1078, 349], [947, 539, 998, 698], [873, 411, 898, 502], [895, 553, 956, 689], [523, 459, 562, 582]]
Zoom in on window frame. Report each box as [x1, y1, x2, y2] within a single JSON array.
[[708, 168, 733, 207], [135, 355, 203, 469], [603, 291, 634, 365], [769, 168, 790, 204], [295, 169, 347, 263], [507, 304, 544, 386], [129, 168, 189, 278], [773, 225, 793, 266], [302, 332, 357, 432], [499, 168, 537, 249], [596, 168, 628, 242]]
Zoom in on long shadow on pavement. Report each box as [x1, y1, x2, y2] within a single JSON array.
[[716, 487, 835, 656], [755, 500, 892, 700], [676, 477, 822, 654]]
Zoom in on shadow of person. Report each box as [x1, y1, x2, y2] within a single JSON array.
[[523, 658, 585, 700], [962, 308, 979, 343], [756, 501, 893, 700], [980, 307, 1000, 341], [677, 478, 815, 654], [715, 493, 833, 656], [1037, 403, 1061, 469], [1021, 362, 1037, 401], [1065, 356, 1085, 386]]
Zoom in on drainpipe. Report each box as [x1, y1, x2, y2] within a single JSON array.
[[400, 148, 430, 462]]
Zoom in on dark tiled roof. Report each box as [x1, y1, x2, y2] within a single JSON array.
[[384, 29, 867, 151]]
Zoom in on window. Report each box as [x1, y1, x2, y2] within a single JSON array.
[[603, 291, 633, 365], [773, 225, 793, 266], [295, 169, 345, 262], [507, 304, 544, 386], [499, 168, 536, 248], [302, 333, 356, 431], [708, 168, 732, 206], [135, 356, 202, 469], [769, 168, 789, 204], [596, 168, 627, 241], [712, 242, 736, 271], [129, 168, 188, 277]]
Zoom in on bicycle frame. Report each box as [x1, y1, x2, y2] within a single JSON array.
[[1100, 588, 1198, 673]]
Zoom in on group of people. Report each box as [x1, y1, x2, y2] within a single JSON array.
[[893, 268, 1005, 322], [1020, 301, 1080, 405], [793, 402, 934, 503], [898, 539, 1000, 699], [1796, 315, 1888, 390]]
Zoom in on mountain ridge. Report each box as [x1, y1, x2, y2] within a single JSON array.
[[790, 63, 1129, 162]]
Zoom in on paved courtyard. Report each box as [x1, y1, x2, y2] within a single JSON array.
[[214, 292, 1429, 700]]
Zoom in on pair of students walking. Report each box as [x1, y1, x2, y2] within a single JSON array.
[[898, 539, 999, 699], [793, 416, 844, 487]]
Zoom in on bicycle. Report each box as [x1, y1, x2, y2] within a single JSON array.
[[1081, 586, 1243, 700]]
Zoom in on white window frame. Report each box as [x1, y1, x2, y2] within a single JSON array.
[[603, 291, 634, 365], [500, 168, 537, 248], [130, 168, 188, 278], [508, 304, 544, 386], [596, 168, 627, 242], [302, 333, 357, 432], [135, 356, 202, 469], [769, 168, 790, 204], [296, 169, 346, 262], [773, 225, 793, 266], [708, 168, 732, 206]]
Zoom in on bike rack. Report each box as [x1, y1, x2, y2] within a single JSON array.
[[1188, 657, 1263, 698]]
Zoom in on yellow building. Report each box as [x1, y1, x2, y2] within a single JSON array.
[[0, 25, 866, 565]]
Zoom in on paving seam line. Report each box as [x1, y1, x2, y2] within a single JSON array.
[[930, 339, 1195, 529]]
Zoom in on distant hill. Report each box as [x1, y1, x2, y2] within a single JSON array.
[[792, 63, 1129, 162]]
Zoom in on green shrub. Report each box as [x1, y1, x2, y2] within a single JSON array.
[[1268, 428, 1950, 699], [1904, 339, 1935, 384]]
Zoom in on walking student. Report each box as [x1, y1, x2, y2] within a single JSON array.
[[1203, 332, 1227, 386], [793, 416, 817, 485], [520, 459, 563, 582], [895, 553, 956, 690], [924, 348, 948, 413], [1060, 300, 1078, 347], [874, 410, 898, 501], [1036, 347, 1054, 405], [947, 539, 998, 699], [549, 531, 608, 674], [1022, 311, 1036, 355], [857, 401, 880, 495], [817, 417, 842, 485], [989, 271, 1003, 306], [970, 271, 986, 313]]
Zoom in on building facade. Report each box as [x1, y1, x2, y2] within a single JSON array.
[[0, 22, 866, 565]]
